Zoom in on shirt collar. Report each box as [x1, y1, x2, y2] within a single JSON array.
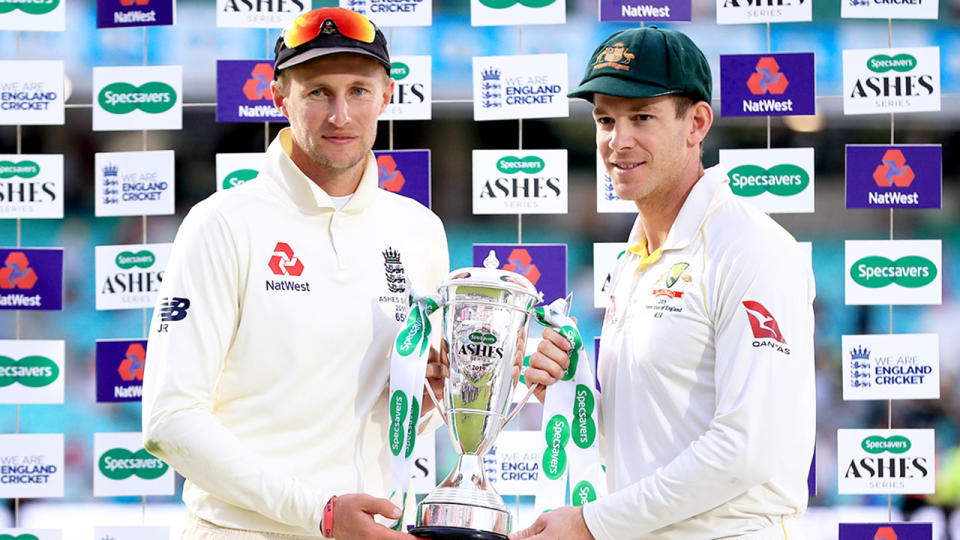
[[263, 128, 380, 214], [626, 165, 729, 263]]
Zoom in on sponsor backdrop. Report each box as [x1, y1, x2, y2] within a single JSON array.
[[0, 0, 952, 537]]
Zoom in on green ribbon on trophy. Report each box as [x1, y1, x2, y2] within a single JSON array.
[[386, 287, 441, 529], [531, 297, 606, 513]]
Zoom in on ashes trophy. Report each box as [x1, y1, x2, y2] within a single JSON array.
[[410, 261, 541, 540]]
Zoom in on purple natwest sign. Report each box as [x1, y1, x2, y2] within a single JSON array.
[[839, 523, 932, 539], [373, 150, 431, 209], [97, 0, 174, 28], [96, 339, 148, 403], [600, 0, 690, 21], [216, 60, 286, 123], [845, 145, 942, 209], [472, 244, 567, 306], [0, 248, 63, 311], [720, 53, 815, 117]]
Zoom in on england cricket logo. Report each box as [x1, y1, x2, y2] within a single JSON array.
[[383, 247, 406, 294]]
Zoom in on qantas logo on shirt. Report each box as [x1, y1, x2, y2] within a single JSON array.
[[743, 300, 790, 355]]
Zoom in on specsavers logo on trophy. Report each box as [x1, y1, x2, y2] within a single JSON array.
[[381, 56, 431, 121], [217, 0, 310, 27], [216, 152, 263, 192], [93, 432, 174, 497], [841, 333, 939, 401], [719, 147, 814, 213], [0, 339, 65, 405], [93, 66, 182, 131], [0, 433, 64, 499], [470, 0, 563, 26], [339, 0, 430, 26], [0, 60, 65, 125], [0, 154, 64, 219], [472, 150, 567, 215], [844, 239, 941, 306], [837, 429, 935, 494], [472, 54, 568, 121], [0, 0, 65, 31], [95, 151, 175, 216], [95, 243, 172, 310], [843, 47, 940, 115]]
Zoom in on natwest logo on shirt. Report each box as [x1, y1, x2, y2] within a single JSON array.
[[266, 242, 311, 293], [743, 300, 790, 354]]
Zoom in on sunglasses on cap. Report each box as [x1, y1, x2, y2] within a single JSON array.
[[281, 8, 377, 49]]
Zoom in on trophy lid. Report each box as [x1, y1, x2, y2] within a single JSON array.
[[440, 250, 540, 302]]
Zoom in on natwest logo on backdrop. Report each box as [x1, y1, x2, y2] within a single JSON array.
[[600, 0, 690, 21], [216, 152, 262, 191], [0, 154, 64, 219], [838, 523, 933, 540], [845, 145, 941, 209], [217, 0, 310, 28], [0, 0, 65, 31], [95, 150, 175, 216], [842, 333, 939, 401], [844, 239, 941, 306], [97, 0, 176, 27], [716, 0, 810, 24], [471, 0, 563, 26], [93, 65, 183, 131], [96, 339, 149, 402], [841, 0, 937, 19], [472, 244, 566, 305], [837, 429, 935, 495], [216, 60, 285, 123], [0, 248, 63, 311], [0, 339, 65, 405], [843, 47, 940, 115], [340, 0, 431, 26], [720, 53, 815, 117], [95, 243, 172, 310], [0, 433, 64, 498], [373, 150, 430, 208], [472, 150, 567, 214], [0, 60, 65, 125], [472, 54, 568, 121], [719, 147, 814, 213], [380, 56, 431, 121]]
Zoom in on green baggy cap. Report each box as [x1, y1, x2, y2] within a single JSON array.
[[569, 26, 712, 105]]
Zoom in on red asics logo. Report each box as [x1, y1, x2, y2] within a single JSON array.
[[118, 343, 146, 382], [742, 301, 786, 343], [268, 242, 304, 276], [873, 149, 915, 188], [503, 248, 540, 285], [0, 251, 38, 290], [747, 57, 789, 95]]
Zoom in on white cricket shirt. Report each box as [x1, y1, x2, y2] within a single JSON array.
[[583, 166, 816, 539], [142, 129, 449, 535]]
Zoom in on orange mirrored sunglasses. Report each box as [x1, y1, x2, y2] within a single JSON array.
[[282, 8, 376, 49]]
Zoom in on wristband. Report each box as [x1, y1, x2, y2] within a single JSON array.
[[322, 495, 336, 538]]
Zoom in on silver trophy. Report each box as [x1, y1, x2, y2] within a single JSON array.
[[411, 254, 541, 540]]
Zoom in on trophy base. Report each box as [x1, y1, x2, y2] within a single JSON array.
[[409, 526, 508, 540]]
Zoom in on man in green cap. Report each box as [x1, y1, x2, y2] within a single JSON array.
[[515, 26, 816, 539]]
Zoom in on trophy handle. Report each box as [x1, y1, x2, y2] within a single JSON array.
[[423, 377, 447, 420], [500, 382, 542, 430]]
